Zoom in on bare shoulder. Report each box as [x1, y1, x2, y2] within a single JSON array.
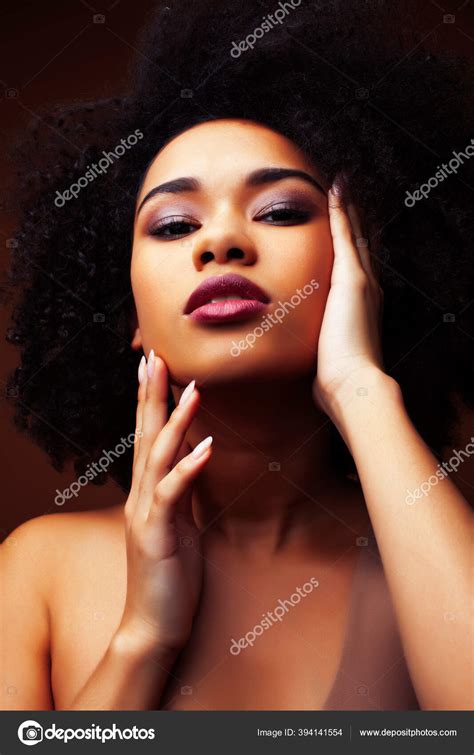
[[0, 504, 126, 710], [3, 503, 125, 574], [46, 504, 127, 584], [1, 502, 126, 626]]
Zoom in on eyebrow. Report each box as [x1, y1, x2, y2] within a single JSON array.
[[135, 167, 326, 217]]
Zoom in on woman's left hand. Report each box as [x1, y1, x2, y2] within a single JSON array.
[[312, 181, 385, 421]]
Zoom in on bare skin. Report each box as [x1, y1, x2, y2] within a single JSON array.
[[1, 488, 371, 711], [1, 119, 472, 711]]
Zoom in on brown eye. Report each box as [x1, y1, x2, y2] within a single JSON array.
[[148, 216, 200, 239], [255, 203, 313, 225]]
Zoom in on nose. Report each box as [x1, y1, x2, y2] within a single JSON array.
[[191, 217, 257, 271]]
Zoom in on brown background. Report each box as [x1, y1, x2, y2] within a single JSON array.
[[1, 0, 473, 538]]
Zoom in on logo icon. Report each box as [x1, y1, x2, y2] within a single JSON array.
[[18, 720, 43, 745]]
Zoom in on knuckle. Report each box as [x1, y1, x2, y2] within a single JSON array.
[[134, 529, 154, 559], [147, 444, 170, 475], [173, 460, 188, 479], [124, 500, 134, 525], [152, 481, 171, 509], [152, 484, 163, 505], [145, 439, 162, 465], [147, 444, 161, 466]]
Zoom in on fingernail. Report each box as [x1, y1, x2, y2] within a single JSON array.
[[192, 435, 213, 459], [138, 355, 146, 384], [331, 179, 342, 197], [147, 349, 155, 379], [179, 379, 196, 407]]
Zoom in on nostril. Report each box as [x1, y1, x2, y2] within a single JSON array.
[[227, 248, 245, 260], [201, 251, 214, 263]]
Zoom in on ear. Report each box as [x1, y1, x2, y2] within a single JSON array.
[[131, 327, 142, 351], [129, 308, 143, 351]]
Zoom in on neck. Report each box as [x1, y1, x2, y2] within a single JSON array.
[[172, 374, 359, 552]]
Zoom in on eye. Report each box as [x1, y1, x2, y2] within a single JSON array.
[[255, 202, 313, 225], [148, 215, 200, 240]]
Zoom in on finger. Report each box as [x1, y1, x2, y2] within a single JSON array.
[[174, 438, 193, 465], [346, 202, 380, 287], [172, 439, 195, 521], [149, 382, 199, 477], [139, 383, 200, 508], [328, 184, 364, 277], [134, 350, 169, 485], [172, 439, 196, 520], [148, 436, 213, 525], [132, 355, 146, 474]]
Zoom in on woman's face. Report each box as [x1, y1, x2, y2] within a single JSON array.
[[131, 119, 333, 386]]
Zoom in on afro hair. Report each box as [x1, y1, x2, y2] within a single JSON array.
[[3, 0, 474, 494]]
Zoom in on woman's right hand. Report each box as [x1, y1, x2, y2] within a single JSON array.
[[117, 350, 212, 656]]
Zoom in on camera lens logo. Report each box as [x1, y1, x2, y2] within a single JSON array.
[[18, 720, 43, 746]]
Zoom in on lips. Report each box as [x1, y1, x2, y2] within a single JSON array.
[[184, 273, 270, 323]]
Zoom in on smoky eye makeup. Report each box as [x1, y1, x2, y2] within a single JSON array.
[[252, 190, 320, 223], [147, 214, 201, 239], [137, 184, 323, 240], [139, 201, 202, 236]]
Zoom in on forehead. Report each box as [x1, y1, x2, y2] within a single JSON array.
[[139, 119, 318, 192]]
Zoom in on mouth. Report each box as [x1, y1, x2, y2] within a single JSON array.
[[184, 273, 271, 323]]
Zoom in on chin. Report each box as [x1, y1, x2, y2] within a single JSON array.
[[168, 339, 317, 388]]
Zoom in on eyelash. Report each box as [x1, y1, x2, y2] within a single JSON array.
[[148, 203, 313, 240], [148, 215, 198, 239]]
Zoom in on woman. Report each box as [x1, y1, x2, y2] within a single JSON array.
[[1, 0, 473, 711]]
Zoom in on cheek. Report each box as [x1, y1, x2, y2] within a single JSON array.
[[130, 246, 174, 351], [269, 224, 333, 352], [301, 221, 334, 283]]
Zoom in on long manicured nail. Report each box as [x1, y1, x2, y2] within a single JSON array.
[[192, 435, 213, 459], [147, 349, 155, 379], [138, 355, 146, 384], [179, 379, 196, 407]]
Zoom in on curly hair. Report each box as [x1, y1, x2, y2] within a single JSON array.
[[3, 0, 473, 494]]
